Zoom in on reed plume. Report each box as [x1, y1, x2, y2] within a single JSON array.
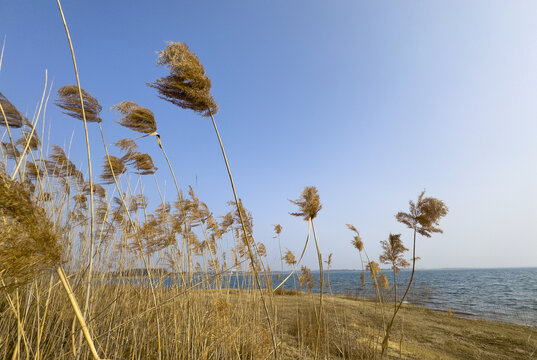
[[112, 101, 157, 134], [0, 93, 24, 177], [82, 182, 106, 199], [25, 161, 44, 181], [347, 224, 365, 265], [100, 155, 127, 184], [298, 266, 315, 293], [381, 274, 390, 289], [366, 261, 389, 290], [273, 224, 283, 272], [1, 142, 20, 160], [218, 212, 234, 236], [115, 138, 138, 154], [380, 233, 409, 313], [47, 145, 84, 184], [55, 85, 102, 123], [0, 92, 25, 128], [283, 249, 297, 266], [16, 130, 41, 151], [148, 42, 218, 116], [124, 152, 158, 175], [379, 234, 408, 271], [290, 186, 322, 220], [257, 242, 267, 257], [0, 170, 62, 291]]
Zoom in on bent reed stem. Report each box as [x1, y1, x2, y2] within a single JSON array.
[[56, 267, 101, 360]]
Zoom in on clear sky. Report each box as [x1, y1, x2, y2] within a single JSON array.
[[1, 1, 536, 270]]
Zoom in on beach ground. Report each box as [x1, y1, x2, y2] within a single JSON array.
[[270, 291, 537, 359]]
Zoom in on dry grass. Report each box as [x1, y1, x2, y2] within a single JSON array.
[[3, 281, 533, 359]]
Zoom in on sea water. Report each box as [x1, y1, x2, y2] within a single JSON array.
[[275, 267, 537, 327]]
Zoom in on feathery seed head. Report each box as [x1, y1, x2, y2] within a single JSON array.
[[47, 146, 84, 184], [112, 101, 157, 134], [100, 155, 127, 184], [379, 233, 409, 273], [381, 274, 390, 289], [25, 161, 44, 181], [0, 171, 62, 292], [82, 182, 106, 198], [55, 85, 102, 123], [148, 42, 218, 116], [16, 130, 41, 151], [283, 249, 297, 266], [396, 190, 448, 238], [123, 152, 157, 175], [115, 138, 138, 154], [326, 253, 333, 266], [360, 272, 366, 288], [1, 142, 20, 160], [352, 235, 364, 252], [257, 242, 267, 257], [298, 266, 315, 292], [290, 186, 322, 220], [367, 261, 380, 278], [219, 212, 234, 233], [0, 92, 25, 128], [346, 224, 364, 252]]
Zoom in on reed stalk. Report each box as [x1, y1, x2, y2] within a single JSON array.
[[310, 219, 324, 359], [208, 110, 278, 358], [55, 1, 99, 358]]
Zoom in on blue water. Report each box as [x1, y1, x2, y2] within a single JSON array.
[[117, 267, 537, 327], [277, 268, 537, 327]]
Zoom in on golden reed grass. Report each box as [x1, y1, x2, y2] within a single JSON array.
[[0, 4, 459, 359]]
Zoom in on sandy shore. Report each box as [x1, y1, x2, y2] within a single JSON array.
[[271, 291, 537, 359]]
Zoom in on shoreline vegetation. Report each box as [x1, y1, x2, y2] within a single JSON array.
[[0, 3, 534, 358], [3, 280, 535, 359], [105, 271, 537, 330]]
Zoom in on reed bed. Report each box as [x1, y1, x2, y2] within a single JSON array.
[[3, 3, 535, 360]]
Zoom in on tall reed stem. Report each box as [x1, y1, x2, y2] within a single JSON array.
[[56, 1, 98, 358], [311, 219, 324, 359], [208, 110, 278, 359]]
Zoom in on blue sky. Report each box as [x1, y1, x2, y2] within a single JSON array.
[[1, 1, 536, 269]]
